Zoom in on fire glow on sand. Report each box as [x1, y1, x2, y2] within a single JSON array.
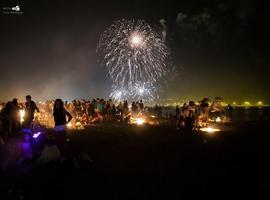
[[200, 127, 221, 133]]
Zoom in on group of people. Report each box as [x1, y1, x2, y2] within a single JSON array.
[[0, 96, 148, 164], [175, 97, 232, 131], [56, 99, 145, 125], [1, 96, 234, 139], [0, 96, 148, 141], [0, 95, 233, 165], [0, 96, 73, 142], [0, 95, 39, 139]]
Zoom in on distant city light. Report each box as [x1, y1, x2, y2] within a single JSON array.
[[257, 101, 263, 106], [244, 101, 251, 106]]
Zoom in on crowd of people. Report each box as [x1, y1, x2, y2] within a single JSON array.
[[0, 96, 151, 143], [175, 97, 232, 131], [0, 95, 232, 166], [0, 95, 233, 140]]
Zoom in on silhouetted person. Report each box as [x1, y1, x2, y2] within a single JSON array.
[[175, 106, 180, 119], [10, 98, 20, 135], [24, 95, 39, 128], [53, 99, 72, 158], [1, 101, 13, 138], [227, 104, 233, 120], [139, 100, 144, 111], [131, 102, 137, 113]]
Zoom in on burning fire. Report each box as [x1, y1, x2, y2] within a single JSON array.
[[215, 117, 221, 122], [130, 117, 145, 125], [67, 122, 72, 128], [200, 127, 220, 133], [135, 118, 145, 125], [19, 109, 25, 123]]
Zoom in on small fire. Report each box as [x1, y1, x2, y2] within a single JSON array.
[[215, 117, 221, 122], [67, 122, 72, 128], [75, 122, 82, 127], [136, 118, 145, 125], [200, 127, 220, 133], [20, 109, 25, 123], [130, 117, 145, 125]]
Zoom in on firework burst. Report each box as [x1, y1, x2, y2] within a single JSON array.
[[97, 19, 170, 102]]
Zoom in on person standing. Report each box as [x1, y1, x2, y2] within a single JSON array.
[[1, 100, 13, 138], [24, 95, 39, 128], [139, 100, 144, 111], [53, 99, 72, 157], [10, 98, 20, 135], [175, 106, 180, 119], [227, 104, 233, 120]]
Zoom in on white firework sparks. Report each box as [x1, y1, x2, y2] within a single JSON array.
[[110, 82, 157, 102], [98, 19, 170, 102]]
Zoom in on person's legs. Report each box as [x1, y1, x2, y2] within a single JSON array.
[[55, 131, 67, 157], [23, 117, 33, 129]]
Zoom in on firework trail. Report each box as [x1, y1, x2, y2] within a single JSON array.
[[97, 19, 170, 102]]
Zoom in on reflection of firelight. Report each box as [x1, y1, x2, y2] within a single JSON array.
[[200, 127, 220, 133]]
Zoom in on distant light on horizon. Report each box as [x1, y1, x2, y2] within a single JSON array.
[[244, 101, 251, 106], [257, 101, 263, 106]]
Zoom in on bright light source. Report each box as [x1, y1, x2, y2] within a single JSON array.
[[131, 35, 142, 46], [257, 101, 263, 106], [200, 127, 220, 133], [244, 101, 251, 106], [33, 132, 42, 139], [215, 117, 221, 122], [20, 109, 25, 123], [75, 122, 82, 127], [67, 122, 72, 128], [136, 118, 145, 125], [115, 91, 122, 98], [138, 88, 144, 94], [129, 32, 143, 48]]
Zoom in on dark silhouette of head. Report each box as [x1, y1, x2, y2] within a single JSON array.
[[54, 99, 64, 111], [12, 98, 18, 105], [26, 95, 31, 102]]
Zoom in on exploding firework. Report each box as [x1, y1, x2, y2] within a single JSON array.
[[97, 19, 170, 102], [110, 82, 157, 102]]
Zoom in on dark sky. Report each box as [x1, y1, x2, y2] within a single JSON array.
[[0, 0, 269, 103]]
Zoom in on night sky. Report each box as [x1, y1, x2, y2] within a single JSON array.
[[0, 0, 269, 103]]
